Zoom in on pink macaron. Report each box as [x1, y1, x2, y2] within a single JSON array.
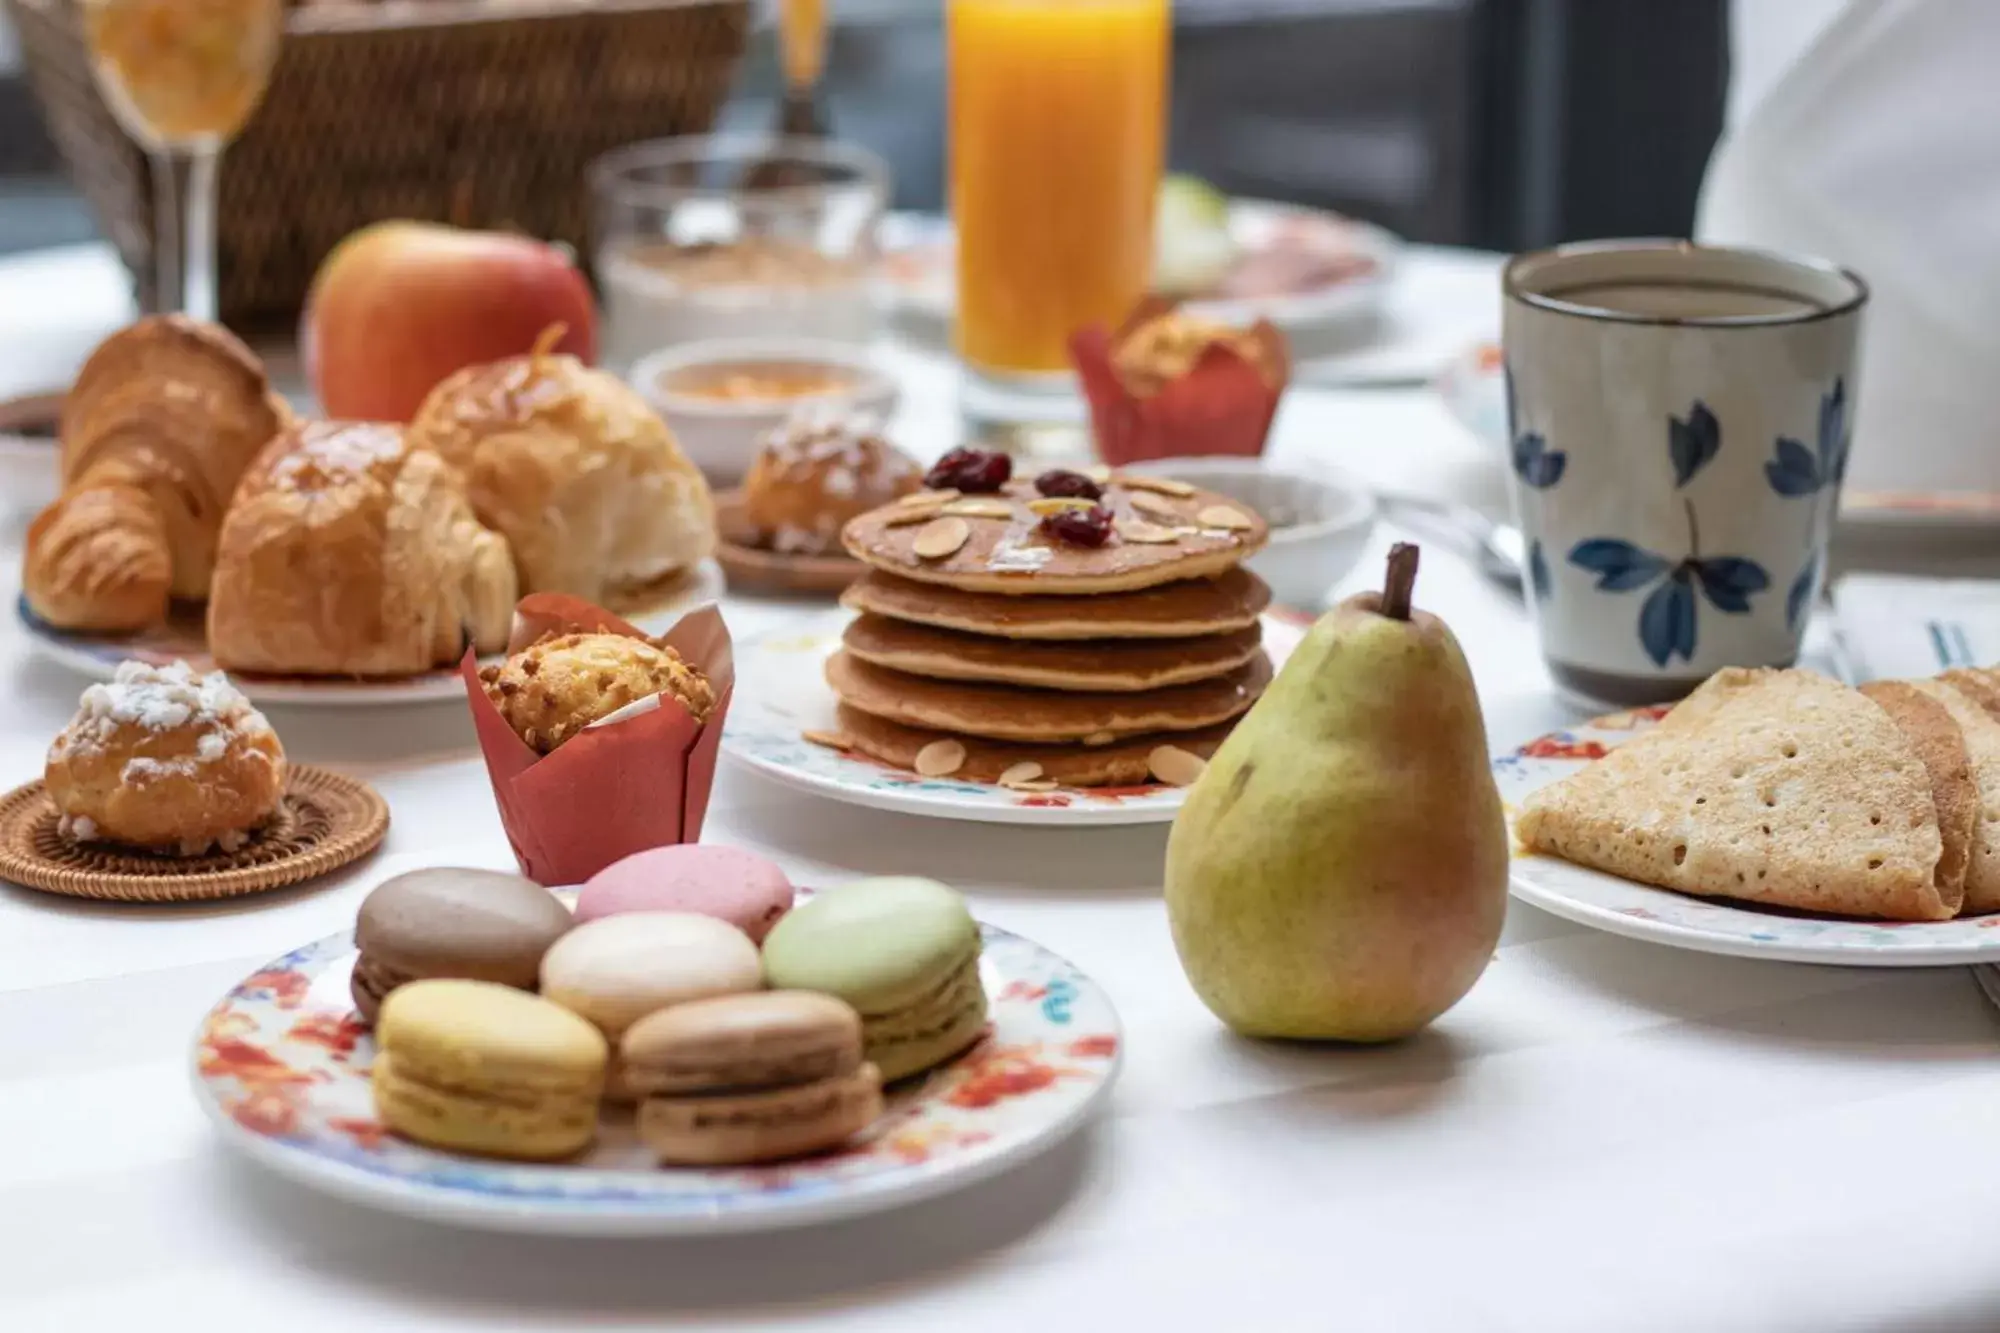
[[576, 845, 796, 942]]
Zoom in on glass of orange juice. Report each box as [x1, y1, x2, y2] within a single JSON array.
[[79, 0, 285, 321], [948, 0, 1170, 437]]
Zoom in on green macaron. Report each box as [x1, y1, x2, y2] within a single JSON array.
[[761, 876, 988, 1082]]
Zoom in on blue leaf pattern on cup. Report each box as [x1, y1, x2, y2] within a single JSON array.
[[1569, 506, 1769, 668], [1787, 557, 1818, 630], [1639, 569, 1699, 667], [1764, 436, 1822, 496], [1763, 379, 1849, 499], [1569, 539, 1669, 592], [1668, 402, 1721, 487], [1513, 433, 1566, 489], [1506, 360, 1567, 489], [1529, 539, 1552, 601], [1820, 378, 1849, 484], [1689, 556, 1769, 613]]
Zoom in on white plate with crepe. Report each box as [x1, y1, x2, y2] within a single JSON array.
[[1496, 679, 2000, 966], [15, 565, 725, 708], [723, 609, 1306, 827]]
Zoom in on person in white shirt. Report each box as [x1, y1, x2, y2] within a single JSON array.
[[1698, 0, 2000, 497]]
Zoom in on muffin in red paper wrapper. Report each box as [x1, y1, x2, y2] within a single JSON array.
[[460, 593, 734, 886], [1071, 297, 1291, 466]]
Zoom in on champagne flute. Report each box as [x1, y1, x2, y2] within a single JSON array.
[[78, 0, 285, 322]]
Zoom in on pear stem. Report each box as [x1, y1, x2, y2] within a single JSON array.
[[1379, 543, 1420, 620]]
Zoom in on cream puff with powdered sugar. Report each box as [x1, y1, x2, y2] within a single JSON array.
[[44, 659, 286, 855]]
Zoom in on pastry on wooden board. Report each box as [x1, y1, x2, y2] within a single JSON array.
[[1514, 666, 2000, 923], [740, 414, 922, 557], [408, 331, 716, 611], [44, 659, 286, 856], [205, 421, 516, 677], [23, 317, 291, 631]]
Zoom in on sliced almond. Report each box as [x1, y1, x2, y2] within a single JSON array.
[[943, 498, 1015, 519], [1006, 779, 1060, 793], [912, 516, 971, 559], [1115, 517, 1179, 544], [1028, 496, 1096, 517], [1118, 473, 1195, 497], [997, 761, 1046, 789], [802, 729, 853, 751], [886, 502, 947, 527], [1128, 492, 1184, 523], [914, 738, 968, 777], [1196, 504, 1256, 532], [1084, 464, 1113, 484], [901, 488, 959, 505], [1148, 744, 1208, 787]]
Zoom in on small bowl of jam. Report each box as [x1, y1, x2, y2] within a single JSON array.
[[630, 338, 900, 486]]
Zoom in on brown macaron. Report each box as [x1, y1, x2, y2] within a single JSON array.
[[623, 991, 884, 1166], [351, 868, 575, 1024]]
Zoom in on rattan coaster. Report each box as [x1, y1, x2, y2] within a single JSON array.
[[0, 765, 390, 903]]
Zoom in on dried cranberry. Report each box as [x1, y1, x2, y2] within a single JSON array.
[[1033, 469, 1103, 501], [924, 447, 1012, 494], [1041, 504, 1114, 548]]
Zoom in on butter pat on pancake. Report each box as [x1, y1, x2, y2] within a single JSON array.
[[840, 568, 1271, 640], [826, 649, 1270, 745], [1515, 668, 1965, 922], [841, 614, 1261, 692]]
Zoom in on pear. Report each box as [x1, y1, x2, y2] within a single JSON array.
[[1164, 544, 1508, 1041]]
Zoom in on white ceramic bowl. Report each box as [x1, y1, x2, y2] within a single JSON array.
[[1141, 456, 1377, 610], [629, 338, 901, 486]]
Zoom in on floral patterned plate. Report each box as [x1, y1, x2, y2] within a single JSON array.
[[16, 565, 724, 708], [1496, 709, 2000, 965], [193, 906, 1121, 1236], [722, 610, 1306, 826]]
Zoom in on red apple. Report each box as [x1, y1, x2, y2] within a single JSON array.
[[302, 221, 598, 422]]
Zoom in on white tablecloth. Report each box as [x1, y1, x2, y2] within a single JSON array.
[[3, 246, 1998, 1333]]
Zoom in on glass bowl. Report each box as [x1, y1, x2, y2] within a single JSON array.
[[590, 135, 891, 373]]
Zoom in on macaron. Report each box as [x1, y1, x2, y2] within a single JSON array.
[[351, 868, 575, 1024], [760, 877, 988, 1083], [624, 990, 885, 1166], [539, 912, 765, 1098], [372, 979, 608, 1161], [576, 845, 796, 941]]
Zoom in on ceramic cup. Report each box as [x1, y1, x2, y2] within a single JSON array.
[[1501, 240, 1867, 705]]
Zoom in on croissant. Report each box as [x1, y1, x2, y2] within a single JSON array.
[[206, 421, 518, 677], [23, 317, 290, 631], [407, 331, 715, 611]]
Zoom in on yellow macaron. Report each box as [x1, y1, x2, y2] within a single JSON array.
[[372, 978, 608, 1161]]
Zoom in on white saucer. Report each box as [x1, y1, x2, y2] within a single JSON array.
[[1496, 709, 2000, 966], [722, 608, 1306, 827], [192, 906, 1121, 1236], [17, 563, 725, 708]]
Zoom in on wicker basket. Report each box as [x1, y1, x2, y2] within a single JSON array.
[[6, 0, 751, 333]]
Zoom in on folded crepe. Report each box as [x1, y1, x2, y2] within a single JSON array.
[[1515, 667, 1975, 922], [1906, 674, 2000, 913]]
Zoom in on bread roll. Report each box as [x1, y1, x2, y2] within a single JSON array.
[[206, 421, 517, 677], [408, 337, 715, 610]]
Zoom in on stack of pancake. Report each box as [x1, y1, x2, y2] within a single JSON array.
[[824, 470, 1275, 787]]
